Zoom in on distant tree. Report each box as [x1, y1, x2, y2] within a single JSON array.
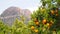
[[11, 18, 30, 34], [0, 20, 10, 34]]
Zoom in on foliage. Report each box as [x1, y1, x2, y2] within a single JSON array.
[[0, 0, 60, 34], [28, 0, 60, 34]]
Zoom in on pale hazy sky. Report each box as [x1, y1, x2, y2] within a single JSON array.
[[0, 0, 40, 14]]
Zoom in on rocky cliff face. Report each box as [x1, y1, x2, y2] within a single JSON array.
[[0, 7, 31, 25]]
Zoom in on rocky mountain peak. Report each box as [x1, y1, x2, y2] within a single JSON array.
[[0, 6, 31, 25]]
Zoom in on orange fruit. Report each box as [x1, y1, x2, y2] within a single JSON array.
[[55, 10, 58, 14], [34, 29, 38, 33], [51, 10, 55, 15], [35, 22, 39, 26], [47, 23, 52, 29], [31, 26, 35, 30], [56, 14, 58, 16], [42, 19, 47, 24], [50, 20, 54, 24], [46, 23, 50, 26]]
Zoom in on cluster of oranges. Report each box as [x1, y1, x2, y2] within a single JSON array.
[[51, 8, 58, 16], [42, 19, 54, 29], [31, 26, 38, 33], [34, 18, 40, 26], [30, 18, 39, 33], [30, 7, 57, 32], [30, 18, 54, 33]]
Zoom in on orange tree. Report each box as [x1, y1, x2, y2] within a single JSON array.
[[28, 0, 60, 34]]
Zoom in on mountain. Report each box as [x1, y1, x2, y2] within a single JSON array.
[[0, 6, 31, 25]]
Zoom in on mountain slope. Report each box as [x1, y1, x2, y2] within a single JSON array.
[[0, 6, 31, 25]]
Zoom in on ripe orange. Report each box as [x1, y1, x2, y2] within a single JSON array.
[[34, 29, 38, 33], [35, 22, 39, 26], [55, 10, 58, 14], [47, 23, 52, 29], [51, 10, 55, 15], [46, 23, 50, 26], [42, 19, 47, 24], [31, 26, 35, 30], [50, 20, 54, 24], [56, 14, 58, 16]]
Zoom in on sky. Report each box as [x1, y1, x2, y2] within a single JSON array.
[[0, 0, 40, 15]]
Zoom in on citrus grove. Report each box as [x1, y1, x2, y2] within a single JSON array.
[[0, 0, 60, 34]]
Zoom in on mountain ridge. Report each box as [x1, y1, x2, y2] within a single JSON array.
[[0, 6, 31, 25]]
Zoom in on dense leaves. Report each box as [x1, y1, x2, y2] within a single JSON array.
[[0, 0, 60, 34]]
